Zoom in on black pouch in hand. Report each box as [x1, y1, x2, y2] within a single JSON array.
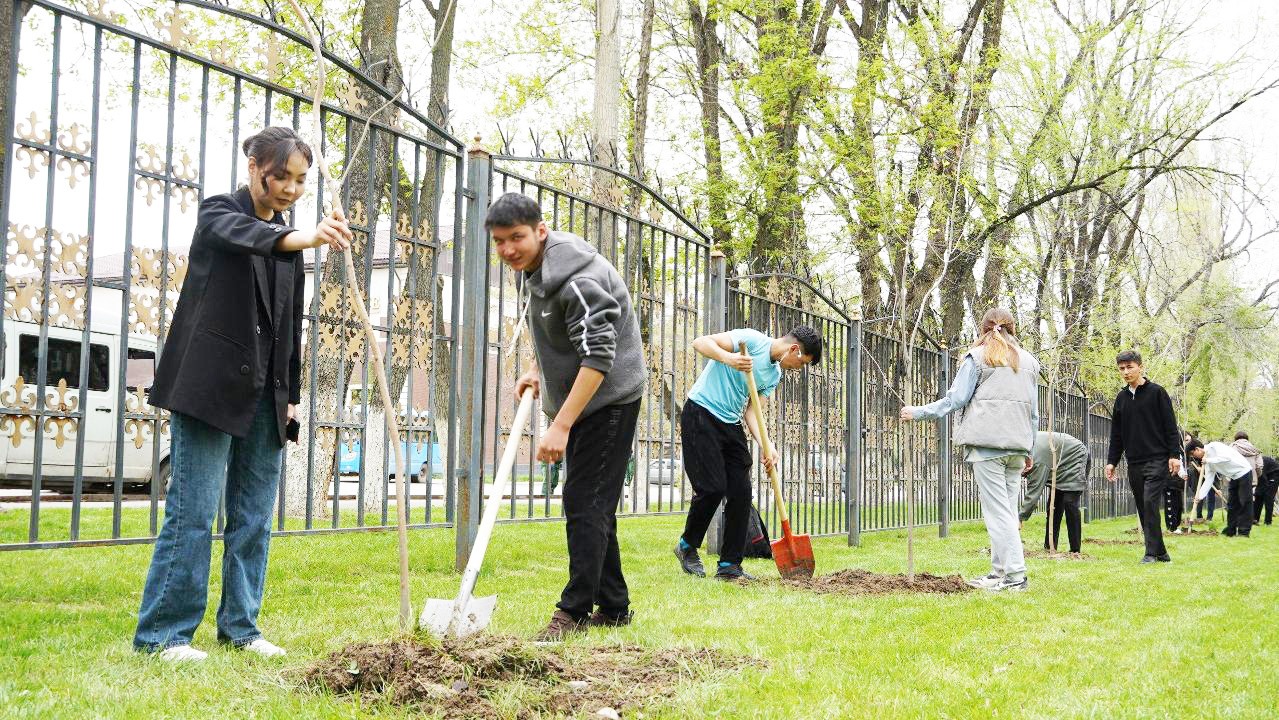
[[286, 418, 300, 443]]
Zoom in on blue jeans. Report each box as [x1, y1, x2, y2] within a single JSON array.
[[134, 390, 282, 651]]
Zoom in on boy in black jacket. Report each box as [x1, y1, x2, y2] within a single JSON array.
[[1105, 350, 1182, 563], [1254, 455, 1279, 525]]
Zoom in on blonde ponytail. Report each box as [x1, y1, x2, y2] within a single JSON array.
[[971, 309, 1022, 372]]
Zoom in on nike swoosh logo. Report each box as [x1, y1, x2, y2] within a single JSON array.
[[541, 311, 552, 317]]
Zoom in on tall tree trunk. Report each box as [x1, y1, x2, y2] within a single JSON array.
[[591, 0, 621, 196], [689, 0, 732, 255], [284, 0, 403, 519]]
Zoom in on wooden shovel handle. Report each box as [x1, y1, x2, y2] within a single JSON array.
[[740, 342, 790, 528]]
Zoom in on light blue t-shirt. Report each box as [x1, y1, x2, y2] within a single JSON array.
[[687, 328, 781, 424]]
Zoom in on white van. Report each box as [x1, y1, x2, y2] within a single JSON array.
[[0, 318, 171, 496]]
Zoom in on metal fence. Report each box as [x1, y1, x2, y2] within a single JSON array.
[[1, 0, 1137, 553]]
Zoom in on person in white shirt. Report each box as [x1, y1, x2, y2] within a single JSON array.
[[1186, 440, 1254, 537]]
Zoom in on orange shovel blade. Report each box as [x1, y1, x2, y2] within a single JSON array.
[[771, 522, 815, 579]]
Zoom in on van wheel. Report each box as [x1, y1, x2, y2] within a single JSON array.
[[153, 462, 172, 500]]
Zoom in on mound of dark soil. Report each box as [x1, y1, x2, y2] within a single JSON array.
[[301, 634, 756, 719], [781, 568, 972, 596], [1084, 538, 1142, 546]]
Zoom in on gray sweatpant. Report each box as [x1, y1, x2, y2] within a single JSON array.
[[972, 454, 1027, 580]]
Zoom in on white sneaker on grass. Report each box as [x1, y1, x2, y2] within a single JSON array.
[[157, 645, 207, 662], [991, 576, 1028, 592], [965, 573, 1003, 590], [241, 638, 287, 657]]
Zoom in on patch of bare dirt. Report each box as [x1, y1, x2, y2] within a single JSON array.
[[1024, 550, 1093, 560], [1170, 527, 1219, 536], [300, 635, 757, 719], [1083, 538, 1142, 546], [781, 568, 972, 596]]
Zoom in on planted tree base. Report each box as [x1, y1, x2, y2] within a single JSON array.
[[781, 568, 972, 596], [1025, 550, 1092, 560], [301, 634, 755, 719], [1084, 538, 1142, 546]]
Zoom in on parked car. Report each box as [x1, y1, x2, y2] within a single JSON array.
[[646, 457, 682, 485], [0, 318, 171, 496], [338, 439, 444, 481]]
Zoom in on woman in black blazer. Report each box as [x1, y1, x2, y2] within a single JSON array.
[[133, 127, 351, 661]]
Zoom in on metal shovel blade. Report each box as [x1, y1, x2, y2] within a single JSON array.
[[419, 594, 498, 638]]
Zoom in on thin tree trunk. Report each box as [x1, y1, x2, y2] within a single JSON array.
[[689, 0, 732, 254]]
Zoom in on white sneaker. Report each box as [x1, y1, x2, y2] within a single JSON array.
[[158, 645, 207, 662], [241, 638, 287, 657], [991, 576, 1029, 592], [965, 573, 1003, 589]]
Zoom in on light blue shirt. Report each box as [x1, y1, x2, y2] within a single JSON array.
[[688, 328, 781, 424], [910, 356, 1039, 460]]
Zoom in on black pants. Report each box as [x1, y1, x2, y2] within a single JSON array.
[[1225, 473, 1253, 537], [557, 400, 640, 619], [679, 401, 753, 566], [1253, 478, 1277, 525], [1130, 460, 1169, 558], [1043, 489, 1082, 553], [1164, 477, 1185, 532]]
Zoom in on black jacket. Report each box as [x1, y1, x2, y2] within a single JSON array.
[[1262, 456, 1279, 483], [149, 189, 305, 445], [1106, 379, 1180, 467]]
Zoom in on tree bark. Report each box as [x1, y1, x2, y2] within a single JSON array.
[[689, 0, 732, 254], [284, 0, 404, 519], [591, 0, 621, 195]]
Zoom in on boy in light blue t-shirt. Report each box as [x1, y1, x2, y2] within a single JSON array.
[[673, 326, 823, 581]]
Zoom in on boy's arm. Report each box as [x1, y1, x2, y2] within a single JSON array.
[[692, 331, 752, 372], [535, 367, 606, 463], [1105, 396, 1123, 480]]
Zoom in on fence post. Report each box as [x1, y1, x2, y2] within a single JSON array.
[[938, 345, 951, 538], [706, 248, 727, 335], [705, 249, 728, 554], [847, 312, 862, 547], [455, 137, 492, 571]]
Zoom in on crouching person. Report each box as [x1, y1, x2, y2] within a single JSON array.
[[490, 193, 647, 641], [1019, 432, 1088, 553]]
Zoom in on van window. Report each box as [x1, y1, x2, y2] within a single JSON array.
[[126, 348, 156, 391], [18, 334, 110, 391]]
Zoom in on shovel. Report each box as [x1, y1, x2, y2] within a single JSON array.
[[740, 342, 815, 579], [421, 387, 537, 637]]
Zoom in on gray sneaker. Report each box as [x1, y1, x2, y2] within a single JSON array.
[[990, 576, 1028, 592], [965, 573, 1003, 590]]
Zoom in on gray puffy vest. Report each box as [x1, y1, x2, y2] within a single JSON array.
[[953, 345, 1040, 453]]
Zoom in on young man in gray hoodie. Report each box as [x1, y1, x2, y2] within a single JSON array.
[[489, 193, 647, 642]]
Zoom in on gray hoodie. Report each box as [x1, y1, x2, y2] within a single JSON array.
[[523, 231, 647, 420], [1231, 438, 1264, 478]]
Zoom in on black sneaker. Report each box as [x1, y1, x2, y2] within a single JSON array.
[[588, 610, 634, 628], [713, 564, 756, 582], [1156, 554, 1172, 562], [1140, 555, 1158, 564], [674, 545, 705, 577]]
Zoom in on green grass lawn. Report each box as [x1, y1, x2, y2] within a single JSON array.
[[2, 513, 1277, 719]]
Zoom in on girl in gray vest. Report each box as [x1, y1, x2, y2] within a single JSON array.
[[901, 308, 1040, 591]]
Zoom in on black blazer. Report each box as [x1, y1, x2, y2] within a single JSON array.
[[150, 188, 305, 446]]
